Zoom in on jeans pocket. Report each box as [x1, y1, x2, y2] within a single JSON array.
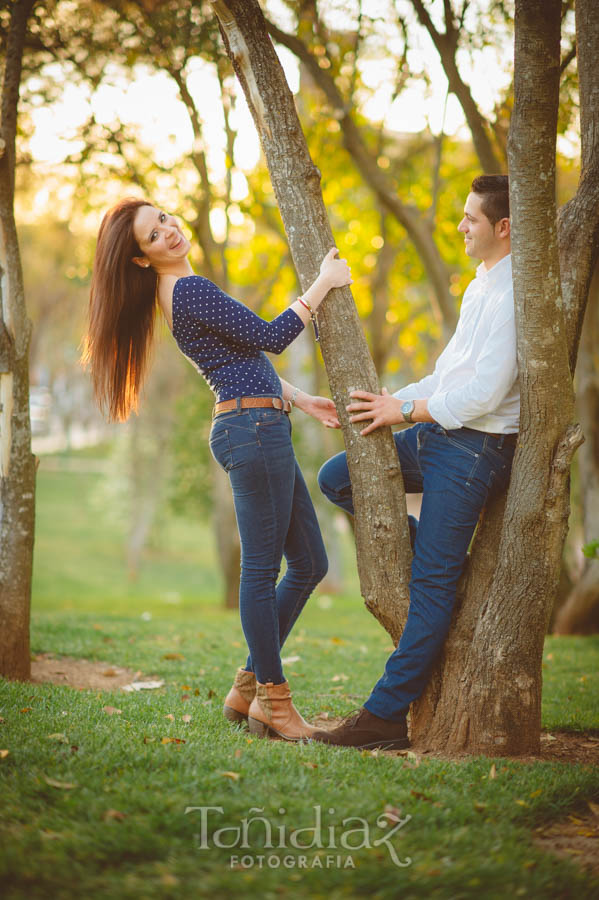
[[209, 427, 233, 472]]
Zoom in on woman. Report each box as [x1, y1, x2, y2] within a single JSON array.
[[83, 198, 352, 741]]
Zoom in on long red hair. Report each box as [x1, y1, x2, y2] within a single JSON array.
[[82, 198, 158, 421]]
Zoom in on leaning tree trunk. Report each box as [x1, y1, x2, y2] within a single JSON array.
[[412, 0, 584, 755], [554, 265, 599, 634], [0, 0, 37, 681], [211, 0, 412, 640], [411, 0, 599, 754]]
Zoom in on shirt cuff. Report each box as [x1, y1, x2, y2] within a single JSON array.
[[428, 393, 463, 430]]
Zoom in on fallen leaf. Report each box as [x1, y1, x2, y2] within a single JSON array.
[[182, 714, 192, 723], [587, 801, 599, 818], [281, 655, 301, 665], [489, 763, 497, 780], [234, 748, 242, 759], [0, 717, 5, 724], [103, 809, 127, 821], [46, 733, 69, 743], [383, 805, 402, 822], [164, 714, 175, 721], [0, 750, 9, 759], [181, 684, 191, 690], [220, 771, 241, 781], [330, 637, 345, 645], [44, 776, 76, 790], [515, 799, 528, 807], [181, 694, 190, 701], [301, 761, 318, 769], [40, 830, 62, 840], [162, 653, 185, 661], [331, 674, 349, 682], [161, 737, 186, 744], [529, 789, 542, 798], [122, 680, 164, 692], [93, 624, 103, 631], [102, 669, 118, 677], [143, 736, 155, 744], [102, 706, 122, 716], [207, 689, 216, 699], [20, 707, 33, 714]]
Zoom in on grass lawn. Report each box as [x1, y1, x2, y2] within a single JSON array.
[[1, 455, 598, 899]]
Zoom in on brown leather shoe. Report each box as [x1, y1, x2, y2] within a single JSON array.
[[311, 707, 409, 750], [248, 680, 315, 741], [223, 668, 256, 724]]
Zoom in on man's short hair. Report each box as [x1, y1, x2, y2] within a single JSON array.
[[471, 174, 509, 225]]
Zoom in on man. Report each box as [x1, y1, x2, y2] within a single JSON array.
[[313, 175, 518, 750]]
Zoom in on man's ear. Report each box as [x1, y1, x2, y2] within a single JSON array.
[[132, 256, 151, 269], [496, 218, 510, 239]]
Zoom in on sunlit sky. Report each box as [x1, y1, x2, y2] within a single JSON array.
[[24, 0, 577, 223]]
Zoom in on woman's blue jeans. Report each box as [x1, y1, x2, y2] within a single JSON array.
[[210, 405, 328, 685], [318, 422, 515, 721]]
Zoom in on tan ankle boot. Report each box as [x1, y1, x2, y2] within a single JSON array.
[[247, 680, 315, 741], [223, 668, 256, 724]]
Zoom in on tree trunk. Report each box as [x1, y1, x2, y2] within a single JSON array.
[[554, 264, 599, 634], [211, 0, 413, 641], [0, 0, 36, 681], [412, 0, 585, 755]]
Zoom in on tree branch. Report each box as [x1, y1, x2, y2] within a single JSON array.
[[410, 0, 503, 173], [266, 17, 457, 333]]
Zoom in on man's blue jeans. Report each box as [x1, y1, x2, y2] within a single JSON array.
[[210, 405, 328, 685], [318, 422, 515, 721]]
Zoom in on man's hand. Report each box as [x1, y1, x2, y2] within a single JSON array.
[[347, 387, 404, 436], [299, 394, 341, 429]]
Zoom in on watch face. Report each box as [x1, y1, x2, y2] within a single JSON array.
[[401, 401, 413, 415]]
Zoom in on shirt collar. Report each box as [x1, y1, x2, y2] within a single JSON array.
[[476, 253, 512, 287]]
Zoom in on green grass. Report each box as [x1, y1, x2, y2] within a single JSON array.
[[1, 453, 598, 899]]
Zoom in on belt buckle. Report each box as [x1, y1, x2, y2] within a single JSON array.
[[272, 397, 283, 410]]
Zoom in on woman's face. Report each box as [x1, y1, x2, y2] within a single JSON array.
[[132, 205, 191, 271]]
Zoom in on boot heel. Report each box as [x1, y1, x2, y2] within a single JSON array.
[[223, 705, 248, 725], [248, 716, 269, 738]]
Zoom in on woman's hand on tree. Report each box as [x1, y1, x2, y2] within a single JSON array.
[[319, 248, 352, 290]]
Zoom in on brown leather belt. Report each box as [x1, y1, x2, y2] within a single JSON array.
[[213, 396, 292, 417]]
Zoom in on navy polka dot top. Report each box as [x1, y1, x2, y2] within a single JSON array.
[[172, 275, 305, 402]]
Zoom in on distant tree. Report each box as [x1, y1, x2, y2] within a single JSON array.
[[0, 0, 37, 680]]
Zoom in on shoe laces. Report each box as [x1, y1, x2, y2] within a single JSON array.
[[336, 708, 364, 728]]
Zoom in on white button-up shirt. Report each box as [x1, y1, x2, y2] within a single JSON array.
[[394, 253, 519, 434]]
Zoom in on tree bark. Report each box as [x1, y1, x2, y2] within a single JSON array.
[[0, 0, 36, 681], [412, 0, 586, 755], [554, 264, 599, 633], [211, 0, 413, 640]]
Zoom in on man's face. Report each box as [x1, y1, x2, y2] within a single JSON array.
[[457, 192, 499, 263]]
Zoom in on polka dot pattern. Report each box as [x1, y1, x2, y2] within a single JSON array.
[[172, 275, 305, 402]]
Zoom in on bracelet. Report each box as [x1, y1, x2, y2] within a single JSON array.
[[290, 387, 300, 407], [297, 296, 319, 341]]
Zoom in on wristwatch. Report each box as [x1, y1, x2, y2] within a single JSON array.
[[401, 400, 415, 423]]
